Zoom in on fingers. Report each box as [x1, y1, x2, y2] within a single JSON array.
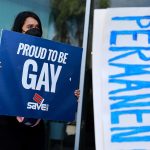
[[16, 116, 24, 122], [74, 89, 80, 98]]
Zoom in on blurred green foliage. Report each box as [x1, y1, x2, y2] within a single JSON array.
[[51, 0, 109, 44], [99, 0, 109, 8], [51, 0, 85, 45]]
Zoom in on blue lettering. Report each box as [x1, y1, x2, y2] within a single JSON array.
[[108, 15, 150, 146], [111, 109, 150, 124], [109, 47, 150, 62], [110, 30, 150, 45], [109, 79, 150, 94], [109, 63, 150, 78], [110, 94, 150, 109], [111, 126, 150, 142], [112, 16, 150, 28]]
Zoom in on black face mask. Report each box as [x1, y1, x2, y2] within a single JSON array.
[[25, 28, 42, 37]]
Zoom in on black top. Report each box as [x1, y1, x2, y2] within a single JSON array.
[[0, 115, 45, 150]]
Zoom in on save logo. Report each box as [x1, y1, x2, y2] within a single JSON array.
[[27, 93, 49, 111]]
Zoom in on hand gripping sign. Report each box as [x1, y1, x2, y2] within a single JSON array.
[[0, 30, 82, 121]]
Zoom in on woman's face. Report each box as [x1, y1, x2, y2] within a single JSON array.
[[22, 17, 39, 33]]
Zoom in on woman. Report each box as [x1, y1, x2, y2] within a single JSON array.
[[12, 11, 42, 35], [0, 11, 45, 150], [0, 11, 80, 150]]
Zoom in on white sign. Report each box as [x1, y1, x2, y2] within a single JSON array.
[[92, 8, 150, 150]]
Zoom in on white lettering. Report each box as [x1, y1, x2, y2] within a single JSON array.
[[22, 59, 62, 93], [57, 52, 68, 64], [27, 102, 49, 111], [22, 59, 37, 89], [36, 63, 49, 92], [50, 64, 62, 93], [17, 43, 24, 54], [17, 43, 47, 59]]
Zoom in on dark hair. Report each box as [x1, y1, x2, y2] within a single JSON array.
[[12, 11, 43, 35]]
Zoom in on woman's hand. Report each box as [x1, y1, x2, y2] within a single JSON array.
[[74, 89, 80, 99], [16, 116, 24, 122], [16, 116, 41, 127]]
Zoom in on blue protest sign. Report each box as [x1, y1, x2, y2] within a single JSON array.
[[0, 30, 82, 121]]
